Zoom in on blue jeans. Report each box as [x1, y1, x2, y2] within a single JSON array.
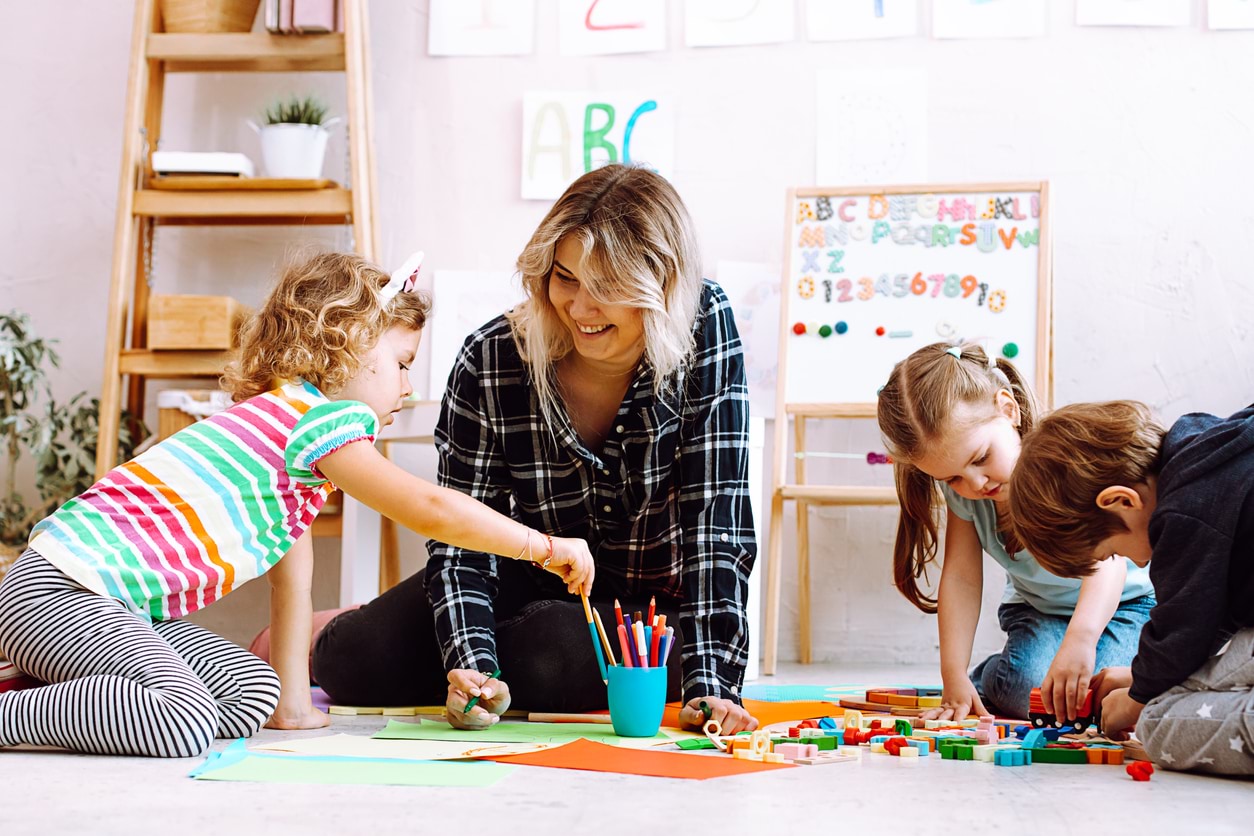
[[970, 595, 1155, 718]]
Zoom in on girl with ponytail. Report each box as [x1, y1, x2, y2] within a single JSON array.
[[876, 342, 1154, 721]]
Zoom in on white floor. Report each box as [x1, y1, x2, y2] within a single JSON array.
[[5, 663, 1252, 835]]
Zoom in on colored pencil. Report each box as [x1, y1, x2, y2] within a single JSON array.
[[647, 595, 656, 627], [617, 624, 634, 667], [464, 668, 500, 712], [592, 608, 617, 666], [649, 617, 663, 667], [661, 626, 675, 664], [581, 594, 608, 683], [624, 613, 637, 661], [527, 713, 613, 724], [614, 599, 625, 629]]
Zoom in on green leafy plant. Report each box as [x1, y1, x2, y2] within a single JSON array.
[[0, 312, 147, 548], [262, 94, 330, 126]]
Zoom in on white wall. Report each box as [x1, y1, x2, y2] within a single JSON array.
[[3, 1, 1252, 659]]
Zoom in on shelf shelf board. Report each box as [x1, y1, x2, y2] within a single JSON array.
[[146, 33, 345, 72], [119, 349, 231, 378], [133, 188, 352, 225]]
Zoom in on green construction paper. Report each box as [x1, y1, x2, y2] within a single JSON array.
[[193, 751, 514, 787], [373, 718, 670, 747]]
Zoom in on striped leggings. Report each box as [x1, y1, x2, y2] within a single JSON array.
[[0, 550, 280, 758]]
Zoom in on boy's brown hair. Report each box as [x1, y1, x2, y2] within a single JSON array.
[[1008, 400, 1165, 577]]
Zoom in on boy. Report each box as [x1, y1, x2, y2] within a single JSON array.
[[1008, 400, 1253, 776]]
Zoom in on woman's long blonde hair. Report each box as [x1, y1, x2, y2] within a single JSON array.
[[507, 164, 704, 425], [876, 342, 1039, 613], [222, 251, 431, 401]]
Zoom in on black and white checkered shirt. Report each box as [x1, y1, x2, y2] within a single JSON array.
[[425, 280, 756, 703]]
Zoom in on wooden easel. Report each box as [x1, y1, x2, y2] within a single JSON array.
[[762, 182, 1053, 675]]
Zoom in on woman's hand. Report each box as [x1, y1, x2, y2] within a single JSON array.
[[265, 702, 330, 731], [541, 535, 595, 596], [446, 669, 511, 730], [1039, 635, 1097, 722], [677, 696, 758, 735], [920, 677, 990, 722]]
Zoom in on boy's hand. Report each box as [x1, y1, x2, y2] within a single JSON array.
[[266, 703, 331, 730], [1040, 636, 1096, 721], [1091, 666, 1134, 705], [543, 536, 595, 597], [677, 696, 758, 735], [446, 669, 511, 730], [1100, 687, 1145, 740], [920, 678, 990, 722]]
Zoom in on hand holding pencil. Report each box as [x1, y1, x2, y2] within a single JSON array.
[[446, 668, 511, 730]]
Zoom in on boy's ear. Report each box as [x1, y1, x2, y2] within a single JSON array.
[[1095, 485, 1144, 512]]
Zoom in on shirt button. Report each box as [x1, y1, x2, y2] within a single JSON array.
[[615, 424, 625, 434], [730, 685, 739, 696], [720, 533, 729, 543], [603, 505, 612, 513], [601, 468, 610, 475]]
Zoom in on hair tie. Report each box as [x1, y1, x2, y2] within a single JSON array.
[[381, 251, 424, 303], [944, 346, 962, 360]]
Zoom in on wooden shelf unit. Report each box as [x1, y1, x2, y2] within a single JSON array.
[[96, 0, 380, 523]]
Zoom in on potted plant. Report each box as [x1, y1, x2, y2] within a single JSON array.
[[0, 312, 146, 574], [249, 94, 340, 179]]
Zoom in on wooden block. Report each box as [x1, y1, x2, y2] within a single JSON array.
[[148, 294, 249, 350], [762, 753, 785, 763], [329, 705, 384, 715], [382, 706, 421, 716], [795, 753, 859, 766], [329, 704, 426, 716], [899, 746, 921, 758], [866, 691, 894, 705], [886, 694, 920, 707], [732, 750, 764, 762], [917, 696, 942, 708], [1030, 747, 1090, 764]]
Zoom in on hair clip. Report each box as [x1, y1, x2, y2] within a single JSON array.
[[945, 346, 962, 360], [381, 251, 424, 303]]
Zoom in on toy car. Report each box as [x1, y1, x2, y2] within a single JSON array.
[[1028, 687, 1097, 730]]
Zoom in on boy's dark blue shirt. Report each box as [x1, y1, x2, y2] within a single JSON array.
[[1130, 403, 1254, 704]]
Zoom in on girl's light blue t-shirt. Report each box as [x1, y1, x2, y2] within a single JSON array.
[[940, 484, 1154, 617]]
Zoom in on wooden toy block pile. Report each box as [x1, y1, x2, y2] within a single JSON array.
[[703, 685, 1147, 778]]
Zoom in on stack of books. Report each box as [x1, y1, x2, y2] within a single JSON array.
[[0, 658, 39, 694], [264, 0, 339, 34]]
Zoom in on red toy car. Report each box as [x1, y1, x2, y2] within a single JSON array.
[[1028, 687, 1097, 730]]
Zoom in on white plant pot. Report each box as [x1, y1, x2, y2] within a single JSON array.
[[257, 123, 330, 179]]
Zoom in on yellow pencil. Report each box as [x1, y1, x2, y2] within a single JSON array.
[[592, 608, 618, 666]]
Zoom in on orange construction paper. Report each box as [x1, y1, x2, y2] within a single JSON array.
[[485, 737, 793, 780]]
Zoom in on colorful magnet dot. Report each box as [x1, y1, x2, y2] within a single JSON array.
[[875, 326, 886, 337], [818, 324, 833, 338], [1002, 342, 1019, 358], [835, 321, 848, 334], [792, 322, 806, 335]]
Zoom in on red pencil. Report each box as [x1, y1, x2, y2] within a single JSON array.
[[614, 599, 625, 629], [647, 595, 656, 627], [649, 614, 664, 666], [617, 624, 634, 668]]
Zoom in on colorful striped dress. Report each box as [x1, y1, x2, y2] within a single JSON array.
[[28, 381, 377, 622]]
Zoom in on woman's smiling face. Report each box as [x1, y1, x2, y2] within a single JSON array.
[[547, 235, 645, 374]]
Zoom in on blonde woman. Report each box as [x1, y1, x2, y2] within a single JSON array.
[[313, 165, 759, 734]]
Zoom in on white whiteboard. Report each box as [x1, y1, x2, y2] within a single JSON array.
[[780, 184, 1051, 407]]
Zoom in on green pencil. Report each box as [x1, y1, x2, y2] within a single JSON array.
[[464, 668, 501, 712]]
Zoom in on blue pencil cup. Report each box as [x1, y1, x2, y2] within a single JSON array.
[[607, 666, 667, 738]]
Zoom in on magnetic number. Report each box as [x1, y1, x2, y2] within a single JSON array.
[[928, 274, 945, 297], [942, 274, 962, 297], [988, 289, 1007, 313], [892, 274, 910, 297], [910, 272, 927, 295], [874, 275, 892, 297], [836, 278, 853, 302], [960, 275, 978, 298], [858, 278, 874, 300]]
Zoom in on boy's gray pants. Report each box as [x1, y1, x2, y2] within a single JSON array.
[[1139, 626, 1254, 777]]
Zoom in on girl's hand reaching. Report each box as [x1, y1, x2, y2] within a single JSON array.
[[534, 534, 595, 596], [920, 677, 991, 722]]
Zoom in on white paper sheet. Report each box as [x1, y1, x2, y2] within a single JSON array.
[[932, 0, 1047, 39], [428, 0, 536, 56], [557, 0, 667, 55], [684, 0, 796, 47], [805, 0, 919, 41], [1077, 0, 1191, 26]]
